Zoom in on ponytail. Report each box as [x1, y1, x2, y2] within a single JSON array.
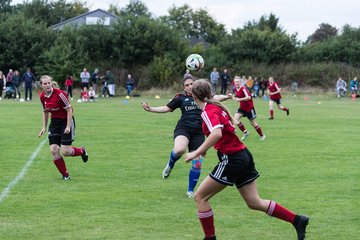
[[193, 79, 235, 124]]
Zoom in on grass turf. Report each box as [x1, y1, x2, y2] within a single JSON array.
[[0, 93, 359, 239]]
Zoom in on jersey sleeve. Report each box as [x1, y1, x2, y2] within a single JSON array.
[[166, 94, 182, 111], [59, 91, 71, 109]]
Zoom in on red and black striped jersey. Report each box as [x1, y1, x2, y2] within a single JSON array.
[[234, 85, 254, 112], [268, 81, 282, 100], [40, 88, 71, 119]]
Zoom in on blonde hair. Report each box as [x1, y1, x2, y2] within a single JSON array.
[[39, 75, 53, 83], [39, 75, 59, 88], [192, 79, 235, 124]]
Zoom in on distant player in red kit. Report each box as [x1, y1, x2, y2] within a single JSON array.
[[232, 76, 265, 141], [186, 79, 308, 240], [268, 76, 289, 120], [38, 75, 88, 180]]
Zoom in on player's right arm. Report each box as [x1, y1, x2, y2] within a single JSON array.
[[38, 111, 49, 138], [142, 102, 172, 113]]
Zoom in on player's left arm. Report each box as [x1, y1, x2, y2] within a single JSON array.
[[64, 106, 73, 134]]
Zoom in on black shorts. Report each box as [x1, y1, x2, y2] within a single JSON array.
[[270, 98, 281, 104], [48, 117, 76, 146], [237, 108, 257, 120], [174, 126, 204, 152], [210, 148, 259, 188]]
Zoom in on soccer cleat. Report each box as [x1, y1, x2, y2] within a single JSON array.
[[162, 164, 172, 179], [81, 146, 88, 163], [293, 215, 309, 240], [240, 132, 249, 141], [186, 191, 194, 198], [268, 117, 274, 120], [260, 135, 266, 141], [286, 109, 290, 116], [62, 175, 71, 180]]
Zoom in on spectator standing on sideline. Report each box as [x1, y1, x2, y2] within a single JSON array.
[[245, 76, 254, 95], [186, 79, 309, 240], [37, 75, 88, 180], [220, 68, 231, 94], [184, 69, 193, 79], [91, 68, 99, 94], [22, 67, 36, 101], [65, 75, 74, 100], [291, 80, 299, 96], [105, 70, 115, 97], [80, 68, 90, 90], [336, 77, 347, 98], [259, 78, 267, 97], [349, 77, 358, 95], [0, 71, 5, 100], [6, 69, 13, 87], [12, 70, 21, 99], [210, 67, 219, 95], [125, 74, 135, 96], [268, 76, 289, 120]]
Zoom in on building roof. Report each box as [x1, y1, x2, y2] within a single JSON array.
[[51, 8, 120, 30]]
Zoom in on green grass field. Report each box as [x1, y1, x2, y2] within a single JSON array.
[[0, 92, 359, 240]]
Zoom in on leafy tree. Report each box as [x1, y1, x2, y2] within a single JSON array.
[[0, 13, 55, 72], [111, 16, 187, 68], [220, 28, 296, 64], [35, 26, 88, 84], [306, 23, 337, 43], [160, 4, 226, 44], [0, 0, 12, 13], [244, 13, 281, 32], [15, 0, 88, 26]]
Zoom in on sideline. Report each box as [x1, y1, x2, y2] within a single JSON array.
[[0, 139, 47, 204]]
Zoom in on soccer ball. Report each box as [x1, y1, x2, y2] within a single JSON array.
[[185, 54, 204, 71]]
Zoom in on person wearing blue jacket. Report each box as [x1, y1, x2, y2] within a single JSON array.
[[22, 68, 36, 101]]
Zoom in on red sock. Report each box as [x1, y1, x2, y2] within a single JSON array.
[[198, 209, 215, 238], [70, 147, 84, 156], [266, 201, 296, 224], [237, 122, 247, 133], [254, 125, 264, 137], [270, 110, 274, 118], [281, 107, 288, 112], [53, 156, 68, 177]]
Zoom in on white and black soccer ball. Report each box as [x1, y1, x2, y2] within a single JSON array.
[[185, 54, 205, 71]]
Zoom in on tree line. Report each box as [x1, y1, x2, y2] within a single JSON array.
[[1, 0, 360, 89]]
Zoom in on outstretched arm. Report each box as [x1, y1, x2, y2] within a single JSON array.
[[142, 102, 172, 113], [213, 93, 232, 102]]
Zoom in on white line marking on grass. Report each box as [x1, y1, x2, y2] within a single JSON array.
[[0, 139, 46, 204]]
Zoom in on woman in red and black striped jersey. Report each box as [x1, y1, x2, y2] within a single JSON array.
[[185, 79, 308, 240], [268, 76, 290, 120], [232, 76, 265, 141], [37, 75, 88, 180]]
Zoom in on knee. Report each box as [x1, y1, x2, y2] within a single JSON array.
[[194, 191, 206, 204], [49, 145, 60, 156]]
